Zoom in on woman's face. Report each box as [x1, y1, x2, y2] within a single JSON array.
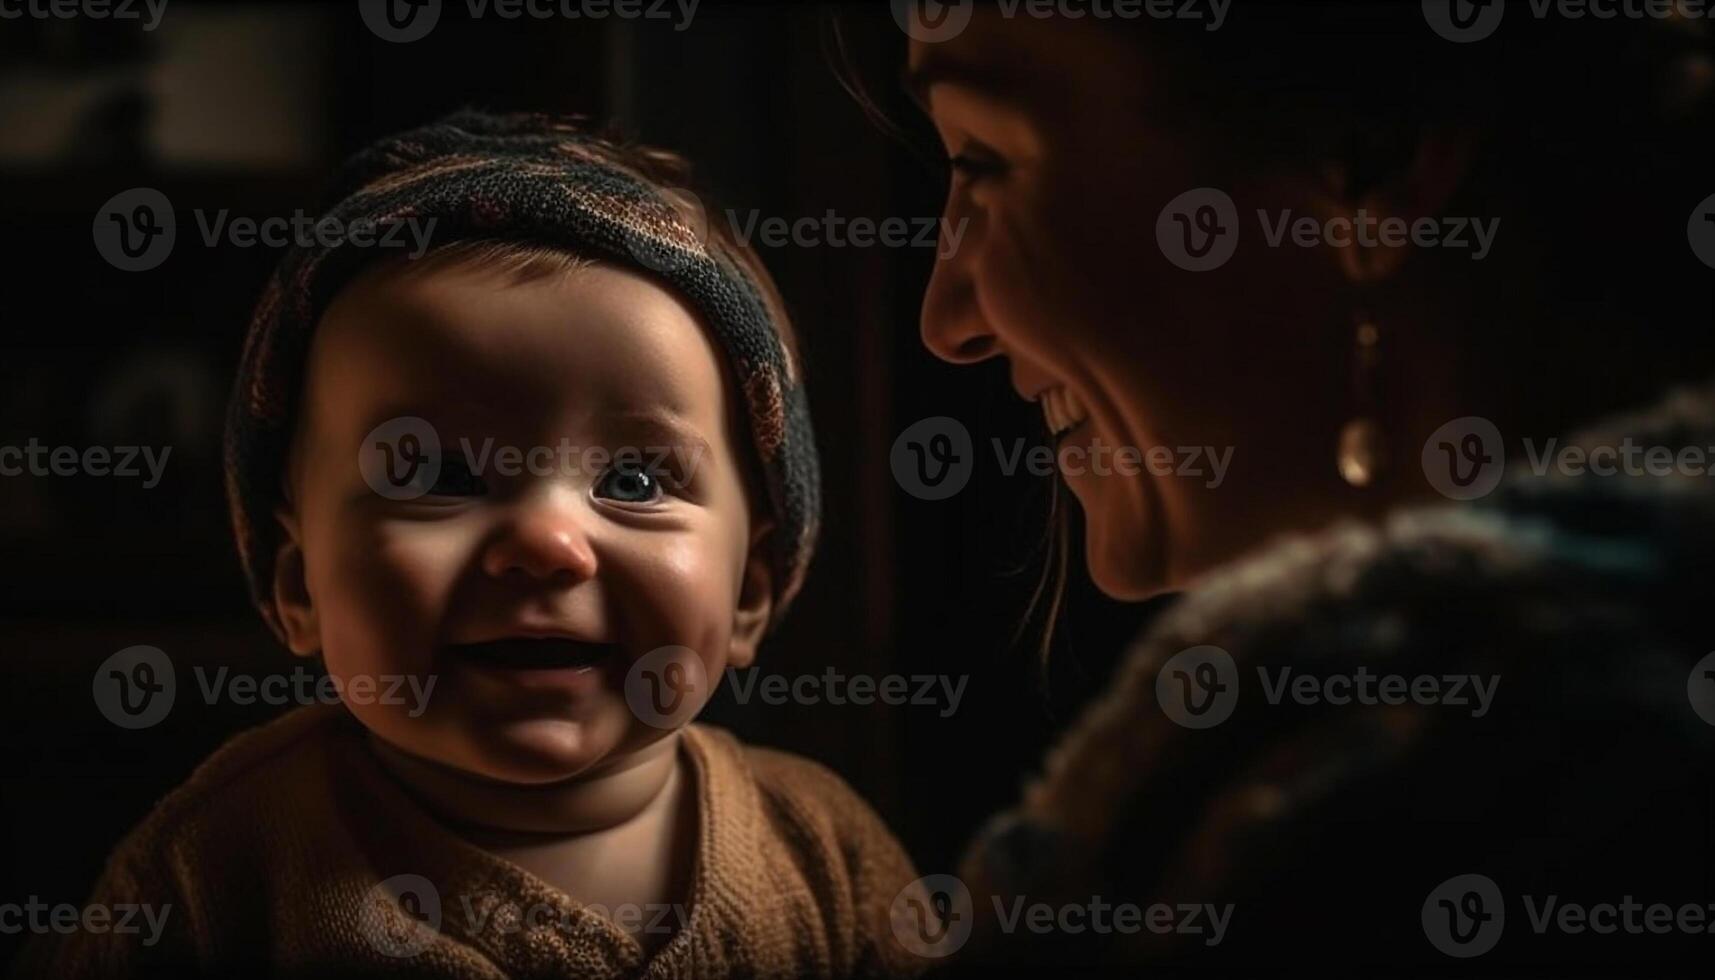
[[910, 14, 1355, 599]]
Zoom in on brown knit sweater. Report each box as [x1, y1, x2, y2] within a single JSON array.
[[18, 705, 924, 979]]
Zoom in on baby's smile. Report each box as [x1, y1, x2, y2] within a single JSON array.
[[451, 637, 620, 671], [446, 635, 630, 703]]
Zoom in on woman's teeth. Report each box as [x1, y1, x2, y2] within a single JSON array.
[[1041, 386, 1089, 437]]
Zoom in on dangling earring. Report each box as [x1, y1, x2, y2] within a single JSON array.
[[1337, 312, 1385, 488]]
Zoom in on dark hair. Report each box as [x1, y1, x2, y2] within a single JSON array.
[[834, 2, 1714, 314]]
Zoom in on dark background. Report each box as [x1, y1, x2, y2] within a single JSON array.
[[0, 1, 1152, 967]]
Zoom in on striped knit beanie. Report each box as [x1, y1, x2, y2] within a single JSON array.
[[224, 110, 819, 639]]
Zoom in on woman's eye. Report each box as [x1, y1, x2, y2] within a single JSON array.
[[423, 456, 487, 497], [948, 144, 1007, 180], [593, 461, 662, 504]]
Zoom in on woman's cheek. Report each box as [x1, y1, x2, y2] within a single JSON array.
[[1037, 154, 1162, 335], [980, 187, 1102, 363], [970, 205, 1031, 338]]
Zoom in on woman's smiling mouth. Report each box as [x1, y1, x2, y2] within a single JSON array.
[[1041, 385, 1090, 440]]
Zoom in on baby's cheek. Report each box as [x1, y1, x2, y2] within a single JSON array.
[[317, 519, 474, 676], [609, 530, 742, 665]]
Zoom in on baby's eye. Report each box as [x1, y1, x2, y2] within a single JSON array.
[[592, 460, 661, 504], [425, 456, 488, 497]]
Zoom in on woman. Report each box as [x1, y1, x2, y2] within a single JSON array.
[[884, 3, 1715, 970]]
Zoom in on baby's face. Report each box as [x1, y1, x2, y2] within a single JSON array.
[[278, 258, 767, 784]]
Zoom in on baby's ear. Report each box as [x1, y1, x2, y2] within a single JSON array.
[[271, 507, 321, 657], [728, 520, 776, 669]]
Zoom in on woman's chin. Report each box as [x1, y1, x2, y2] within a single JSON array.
[[1067, 462, 1170, 600], [1081, 496, 1171, 601]]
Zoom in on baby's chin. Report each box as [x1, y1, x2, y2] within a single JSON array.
[[455, 712, 646, 784]]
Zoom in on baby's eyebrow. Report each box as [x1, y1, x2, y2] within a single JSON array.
[[600, 409, 714, 459]]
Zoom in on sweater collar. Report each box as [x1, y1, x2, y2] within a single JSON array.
[[330, 719, 757, 978]]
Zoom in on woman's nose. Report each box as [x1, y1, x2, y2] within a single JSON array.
[[919, 224, 1000, 365], [481, 502, 599, 584]]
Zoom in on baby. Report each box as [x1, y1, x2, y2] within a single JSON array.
[[29, 112, 922, 978]]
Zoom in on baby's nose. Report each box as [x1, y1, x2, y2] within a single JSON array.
[[480, 504, 599, 584]]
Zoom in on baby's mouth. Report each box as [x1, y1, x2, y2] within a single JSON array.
[[451, 637, 619, 670]]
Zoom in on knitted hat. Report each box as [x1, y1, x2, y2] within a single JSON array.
[[224, 111, 820, 639]]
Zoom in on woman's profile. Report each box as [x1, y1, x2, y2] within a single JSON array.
[[871, 2, 1715, 970]]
